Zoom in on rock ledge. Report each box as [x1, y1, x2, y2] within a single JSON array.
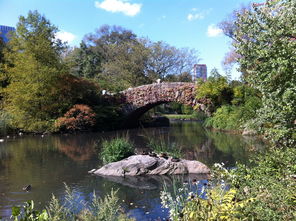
[[90, 155, 210, 176]]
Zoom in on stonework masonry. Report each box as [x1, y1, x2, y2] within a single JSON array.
[[119, 82, 211, 128], [121, 82, 197, 109]]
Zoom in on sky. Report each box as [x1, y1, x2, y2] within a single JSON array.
[[0, 0, 264, 79]]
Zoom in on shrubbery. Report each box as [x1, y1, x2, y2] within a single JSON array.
[[228, 147, 296, 220], [204, 105, 242, 130], [232, 0, 296, 146], [55, 104, 96, 132], [204, 92, 261, 131], [11, 185, 134, 221], [195, 76, 233, 110], [196, 77, 262, 131], [100, 137, 134, 164], [162, 147, 296, 221]]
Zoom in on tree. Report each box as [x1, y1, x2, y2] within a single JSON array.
[[84, 24, 138, 66], [219, 5, 250, 75], [196, 76, 233, 110], [86, 24, 137, 48], [209, 68, 222, 79], [233, 0, 296, 146], [100, 40, 150, 91], [0, 36, 10, 90], [3, 10, 67, 132], [165, 72, 193, 82], [0, 37, 4, 64], [71, 42, 102, 78], [144, 40, 199, 81], [66, 25, 149, 91]]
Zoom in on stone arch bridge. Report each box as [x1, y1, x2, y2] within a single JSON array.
[[119, 82, 209, 128]]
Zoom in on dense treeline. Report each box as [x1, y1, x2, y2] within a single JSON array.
[[0, 10, 199, 133]]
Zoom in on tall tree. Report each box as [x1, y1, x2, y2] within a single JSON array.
[[219, 5, 250, 75], [67, 25, 135, 78], [233, 0, 296, 146], [0, 36, 9, 90], [3, 10, 67, 132], [209, 68, 222, 79], [100, 40, 150, 91], [144, 40, 199, 81]]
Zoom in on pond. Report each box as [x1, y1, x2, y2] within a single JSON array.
[[0, 121, 265, 220]]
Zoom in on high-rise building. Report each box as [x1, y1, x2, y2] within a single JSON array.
[[0, 25, 15, 43], [193, 64, 207, 81]]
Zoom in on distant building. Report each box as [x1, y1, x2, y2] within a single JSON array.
[[193, 64, 207, 81], [0, 25, 15, 43]]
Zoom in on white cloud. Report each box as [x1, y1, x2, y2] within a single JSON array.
[[187, 8, 212, 21], [56, 31, 76, 43], [207, 24, 223, 37], [95, 0, 142, 17], [187, 13, 204, 21]]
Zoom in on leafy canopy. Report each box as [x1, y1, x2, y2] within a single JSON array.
[[3, 10, 67, 132], [233, 0, 296, 146]]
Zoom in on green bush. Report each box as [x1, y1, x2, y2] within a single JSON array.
[[160, 176, 254, 221], [204, 105, 242, 130], [162, 147, 296, 221], [231, 0, 296, 147], [100, 137, 134, 164], [228, 147, 296, 220], [195, 76, 233, 109], [204, 92, 262, 131], [181, 105, 193, 115]]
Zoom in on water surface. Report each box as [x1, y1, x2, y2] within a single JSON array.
[[0, 121, 265, 220]]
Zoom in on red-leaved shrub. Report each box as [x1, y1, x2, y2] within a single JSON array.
[[56, 104, 96, 131]]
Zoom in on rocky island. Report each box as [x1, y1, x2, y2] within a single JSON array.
[[89, 154, 210, 177]]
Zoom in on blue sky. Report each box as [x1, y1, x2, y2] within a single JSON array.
[[0, 0, 264, 79]]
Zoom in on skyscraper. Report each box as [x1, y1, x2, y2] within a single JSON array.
[[0, 25, 15, 43], [193, 64, 207, 81]]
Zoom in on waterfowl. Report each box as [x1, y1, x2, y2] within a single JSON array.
[[159, 152, 168, 159], [148, 152, 157, 157], [22, 185, 31, 192], [171, 157, 180, 162]]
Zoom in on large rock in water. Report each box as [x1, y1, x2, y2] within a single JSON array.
[[92, 155, 210, 176]]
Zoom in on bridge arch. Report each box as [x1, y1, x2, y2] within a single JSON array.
[[120, 82, 204, 128]]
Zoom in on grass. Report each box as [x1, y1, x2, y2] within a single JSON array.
[[100, 137, 134, 164], [11, 184, 135, 221]]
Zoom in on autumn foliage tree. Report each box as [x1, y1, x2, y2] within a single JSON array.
[[56, 104, 96, 132]]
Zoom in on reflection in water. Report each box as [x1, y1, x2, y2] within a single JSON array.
[[57, 135, 95, 161], [0, 122, 265, 220], [97, 174, 210, 190]]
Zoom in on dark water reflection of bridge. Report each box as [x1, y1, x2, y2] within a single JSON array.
[[0, 121, 266, 220]]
